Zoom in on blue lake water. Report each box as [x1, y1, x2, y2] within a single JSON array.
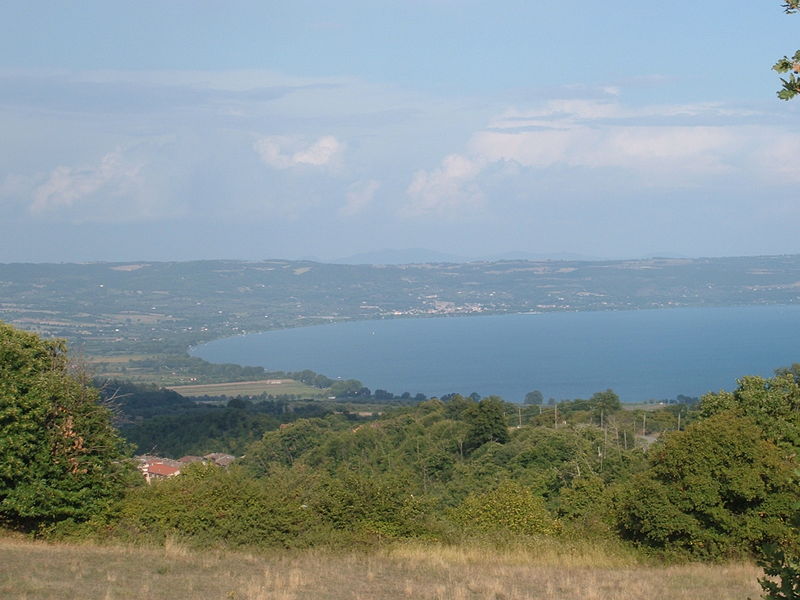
[[191, 305, 800, 403]]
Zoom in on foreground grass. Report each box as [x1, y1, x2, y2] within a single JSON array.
[[0, 536, 764, 600]]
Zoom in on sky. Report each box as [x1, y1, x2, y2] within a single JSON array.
[[2, 1, 800, 263]]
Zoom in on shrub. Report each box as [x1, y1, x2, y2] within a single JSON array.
[[114, 465, 316, 548], [311, 471, 432, 539], [449, 480, 558, 536]]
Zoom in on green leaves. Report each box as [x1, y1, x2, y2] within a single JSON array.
[[449, 480, 558, 536], [463, 396, 510, 454], [775, 5, 800, 98], [616, 412, 799, 558], [772, 56, 800, 100], [700, 374, 800, 450], [0, 322, 132, 531]]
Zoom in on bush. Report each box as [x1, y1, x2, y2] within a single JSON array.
[[449, 480, 558, 536], [311, 471, 432, 539], [114, 465, 316, 548]]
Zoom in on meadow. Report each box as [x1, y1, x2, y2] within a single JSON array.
[[0, 536, 764, 600]]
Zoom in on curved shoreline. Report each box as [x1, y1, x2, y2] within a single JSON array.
[[189, 304, 800, 402]]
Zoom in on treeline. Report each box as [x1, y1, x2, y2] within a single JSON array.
[[99, 376, 432, 457], [123, 355, 339, 387], [97, 380, 338, 457], [108, 378, 798, 561]]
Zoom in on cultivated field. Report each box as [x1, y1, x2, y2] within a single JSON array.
[[166, 379, 325, 398], [0, 537, 764, 600]]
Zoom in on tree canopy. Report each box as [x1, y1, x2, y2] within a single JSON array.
[[616, 411, 798, 557], [0, 322, 132, 531]]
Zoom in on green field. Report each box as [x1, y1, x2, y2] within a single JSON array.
[[166, 378, 326, 398], [0, 537, 764, 600]]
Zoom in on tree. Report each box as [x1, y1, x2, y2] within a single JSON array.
[[755, 470, 800, 600], [699, 374, 800, 450], [616, 412, 798, 558], [774, 1, 800, 99], [0, 322, 132, 531], [589, 389, 621, 415], [463, 396, 510, 454], [328, 379, 364, 398], [524, 390, 544, 405]]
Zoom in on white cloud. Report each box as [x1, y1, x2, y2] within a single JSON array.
[[341, 179, 380, 216], [404, 154, 484, 217], [25, 143, 188, 223], [31, 150, 144, 216], [471, 125, 737, 177], [402, 98, 790, 215], [253, 135, 344, 169]]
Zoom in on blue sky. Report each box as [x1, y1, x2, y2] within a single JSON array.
[[2, 1, 800, 262]]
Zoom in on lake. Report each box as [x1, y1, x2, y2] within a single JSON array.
[[191, 305, 800, 403]]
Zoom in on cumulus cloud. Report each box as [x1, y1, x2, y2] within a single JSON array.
[[404, 154, 484, 217], [31, 151, 144, 215], [471, 125, 737, 177], [253, 135, 344, 169], [25, 145, 186, 222], [401, 98, 791, 216], [341, 179, 380, 216]]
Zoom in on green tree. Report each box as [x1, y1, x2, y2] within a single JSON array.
[[0, 322, 132, 531], [755, 469, 800, 600], [589, 389, 621, 420], [328, 379, 365, 398], [463, 396, 510, 454], [524, 390, 544, 405], [616, 412, 798, 558], [774, 1, 800, 99], [699, 374, 800, 450]]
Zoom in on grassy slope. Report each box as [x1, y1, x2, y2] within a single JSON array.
[[0, 537, 763, 600]]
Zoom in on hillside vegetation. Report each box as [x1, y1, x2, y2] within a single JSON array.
[[2, 321, 799, 598]]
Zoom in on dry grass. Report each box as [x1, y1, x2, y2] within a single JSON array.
[[0, 536, 763, 600]]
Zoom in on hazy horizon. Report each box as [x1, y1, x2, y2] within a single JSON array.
[[2, 2, 800, 263]]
